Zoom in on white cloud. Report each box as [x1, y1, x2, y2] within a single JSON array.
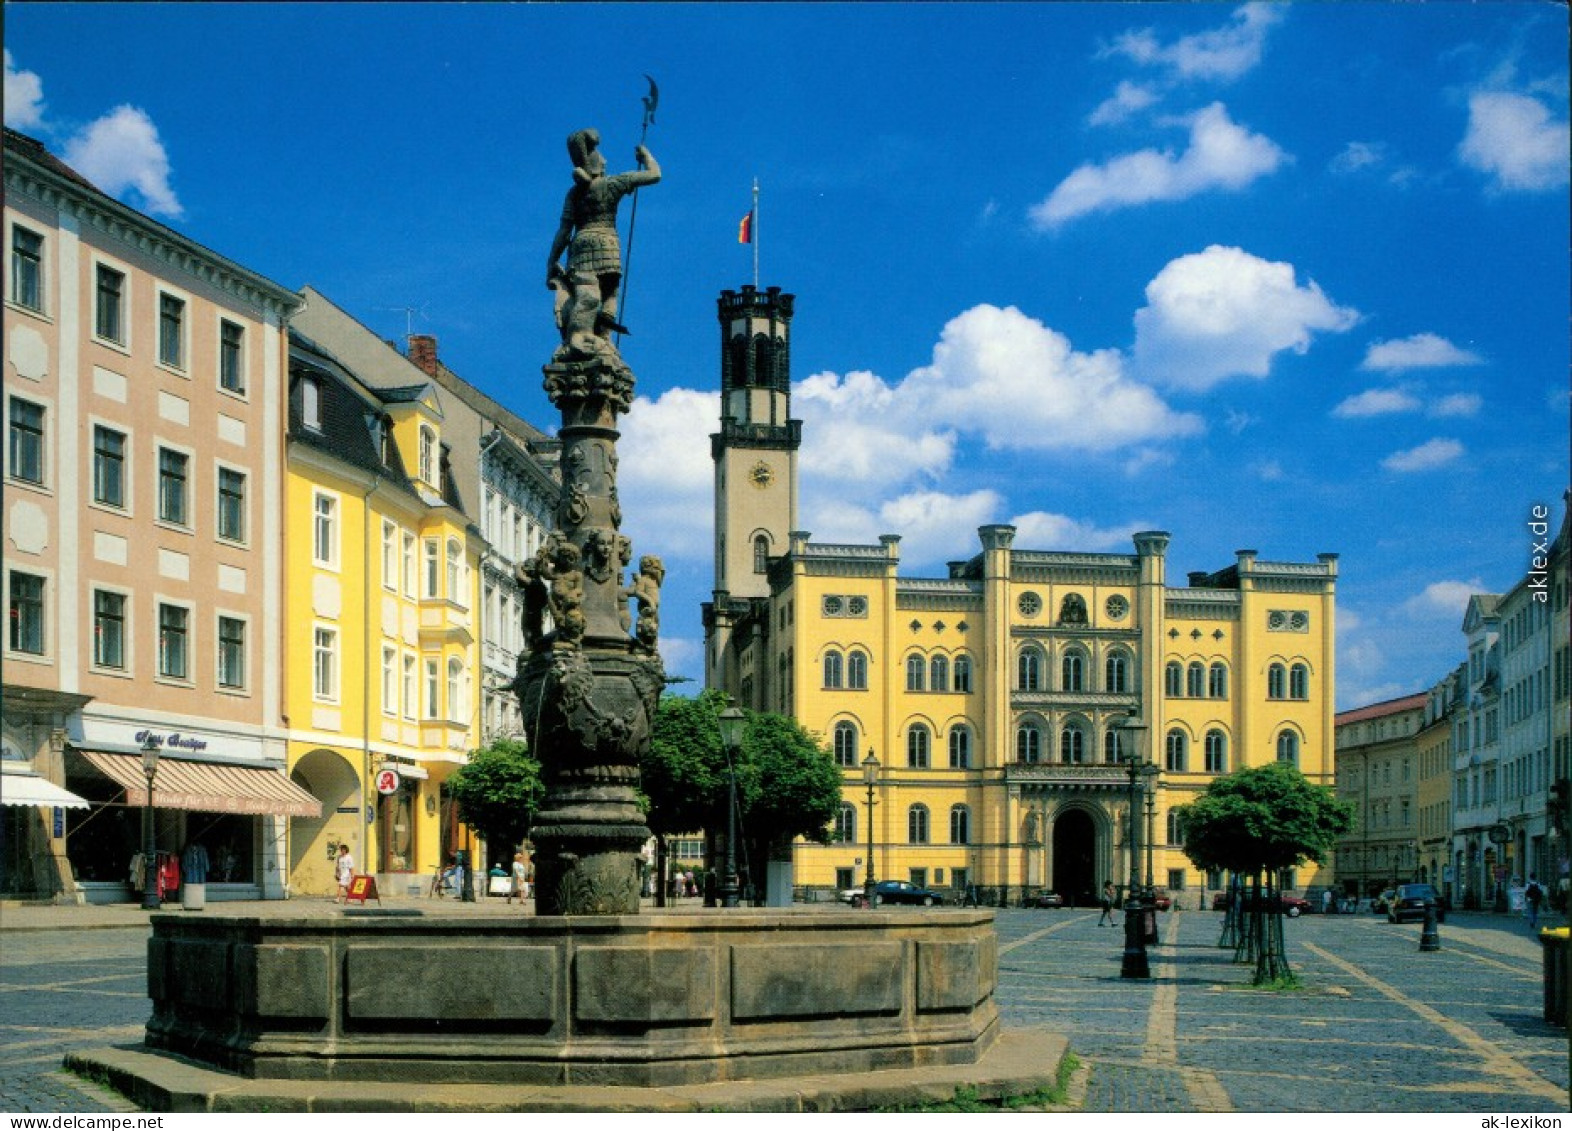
[[1088, 81, 1160, 127], [3, 50, 45, 130], [616, 387, 718, 561], [1402, 579, 1484, 620], [899, 304, 1203, 451], [1102, 3, 1284, 82], [1009, 511, 1149, 552], [1430, 393, 1482, 418], [1332, 388, 1423, 418], [795, 370, 955, 488], [1459, 91, 1570, 191], [1250, 460, 1285, 482], [1361, 333, 1484, 372], [61, 105, 183, 218], [1330, 141, 1385, 175], [1131, 245, 1359, 390], [876, 490, 1002, 567], [1381, 438, 1464, 473], [1032, 103, 1286, 227]]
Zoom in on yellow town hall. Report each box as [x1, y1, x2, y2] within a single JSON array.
[[704, 285, 1338, 904]]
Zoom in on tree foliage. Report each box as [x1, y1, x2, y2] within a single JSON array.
[[1175, 761, 1353, 877], [643, 689, 732, 839], [449, 737, 544, 865]]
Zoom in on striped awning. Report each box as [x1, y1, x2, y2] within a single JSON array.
[[75, 750, 322, 819], [0, 771, 91, 810]]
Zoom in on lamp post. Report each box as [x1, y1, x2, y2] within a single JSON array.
[[1143, 779, 1157, 891], [862, 750, 879, 908], [1119, 716, 1150, 979], [717, 705, 745, 909], [140, 733, 161, 911]]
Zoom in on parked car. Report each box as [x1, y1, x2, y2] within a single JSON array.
[[1030, 890, 1065, 909], [1387, 883, 1447, 923], [1212, 891, 1310, 916], [851, 880, 945, 908], [838, 887, 863, 905], [1150, 889, 1173, 911]]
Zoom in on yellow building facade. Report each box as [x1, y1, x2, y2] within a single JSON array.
[[705, 285, 1338, 904], [284, 333, 481, 897]]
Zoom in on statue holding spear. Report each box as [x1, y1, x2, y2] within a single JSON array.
[[546, 83, 660, 346]]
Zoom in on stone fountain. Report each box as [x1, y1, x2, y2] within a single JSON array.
[[66, 128, 1056, 1113]]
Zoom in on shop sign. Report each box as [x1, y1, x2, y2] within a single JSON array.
[[375, 767, 401, 795], [133, 729, 209, 753]]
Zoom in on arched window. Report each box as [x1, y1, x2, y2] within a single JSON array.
[[447, 657, 464, 723], [1166, 729, 1188, 772], [907, 723, 931, 768], [949, 805, 970, 845], [1204, 729, 1228, 773], [953, 654, 973, 693], [847, 650, 868, 690], [1187, 662, 1205, 698], [1166, 810, 1185, 846], [835, 802, 856, 844], [1106, 652, 1128, 693], [1165, 661, 1183, 697], [823, 650, 844, 689], [1017, 725, 1042, 764], [1062, 651, 1085, 692], [1018, 648, 1042, 691], [1105, 729, 1123, 763], [1277, 730, 1300, 765], [1060, 724, 1085, 764], [930, 655, 950, 692], [906, 654, 926, 692], [1268, 663, 1287, 700], [1290, 663, 1310, 700], [753, 534, 769, 574], [1209, 662, 1228, 699], [948, 726, 971, 769], [833, 721, 858, 767], [446, 538, 463, 602], [908, 804, 930, 845]]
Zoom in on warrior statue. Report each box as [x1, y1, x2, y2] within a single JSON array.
[[514, 127, 666, 915]]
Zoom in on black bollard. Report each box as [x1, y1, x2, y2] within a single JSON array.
[[1418, 899, 1440, 951], [1121, 891, 1150, 979]]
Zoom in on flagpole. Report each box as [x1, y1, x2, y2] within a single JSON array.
[[752, 178, 760, 289]]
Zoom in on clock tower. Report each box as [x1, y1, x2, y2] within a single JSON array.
[[711, 284, 800, 602]]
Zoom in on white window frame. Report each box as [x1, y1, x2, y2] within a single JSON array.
[[447, 657, 463, 723], [215, 610, 249, 693], [91, 584, 132, 675], [423, 538, 440, 599], [402, 531, 417, 598], [402, 652, 417, 720], [217, 315, 248, 398], [311, 489, 340, 569], [301, 374, 322, 431], [155, 286, 191, 374], [425, 657, 440, 719], [215, 461, 248, 546], [155, 597, 194, 684], [419, 426, 436, 486], [89, 418, 131, 514], [382, 645, 398, 717], [155, 441, 194, 531], [381, 520, 398, 590], [312, 624, 339, 703]]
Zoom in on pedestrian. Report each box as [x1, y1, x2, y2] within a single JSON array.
[[509, 852, 528, 906], [1098, 880, 1117, 926], [333, 843, 354, 904], [1321, 888, 1333, 915], [1524, 875, 1544, 930]]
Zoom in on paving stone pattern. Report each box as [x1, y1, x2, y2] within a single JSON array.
[[1, 902, 1567, 1113]]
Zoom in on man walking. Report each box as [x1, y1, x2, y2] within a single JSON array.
[[1524, 875, 1544, 930], [1098, 881, 1118, 926]]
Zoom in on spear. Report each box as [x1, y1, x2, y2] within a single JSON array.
[[616, 75, 658, 344]]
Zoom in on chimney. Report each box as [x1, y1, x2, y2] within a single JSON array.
[[408, 334, 438, 376]]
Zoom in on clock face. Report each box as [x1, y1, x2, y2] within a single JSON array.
[[749, 461, 774, 488]]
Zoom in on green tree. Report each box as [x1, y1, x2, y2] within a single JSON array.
[[1173, 761, 1353, 984], [448, 737, 544, 871], [642, 692, 842, 905]]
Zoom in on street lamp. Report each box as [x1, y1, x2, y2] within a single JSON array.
[[140, 733, 161, 911], [717, 705, 746, 909], [1119, 715, 1150, 979], [862, 750, 880, 908]]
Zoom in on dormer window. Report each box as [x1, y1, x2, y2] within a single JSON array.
[[378, 417, 394, 467], [419, 425, 435, 485], [302, 376, 322, 430]]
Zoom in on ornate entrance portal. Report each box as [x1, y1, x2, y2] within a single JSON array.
[[1053, 807, 1097, 905]]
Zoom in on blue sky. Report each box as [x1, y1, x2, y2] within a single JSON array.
[[7, 2, 1568, 708]]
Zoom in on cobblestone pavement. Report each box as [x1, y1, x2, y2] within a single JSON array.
[[0, 899, 1567, 1113], [995, 904, 1571, 1113]]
